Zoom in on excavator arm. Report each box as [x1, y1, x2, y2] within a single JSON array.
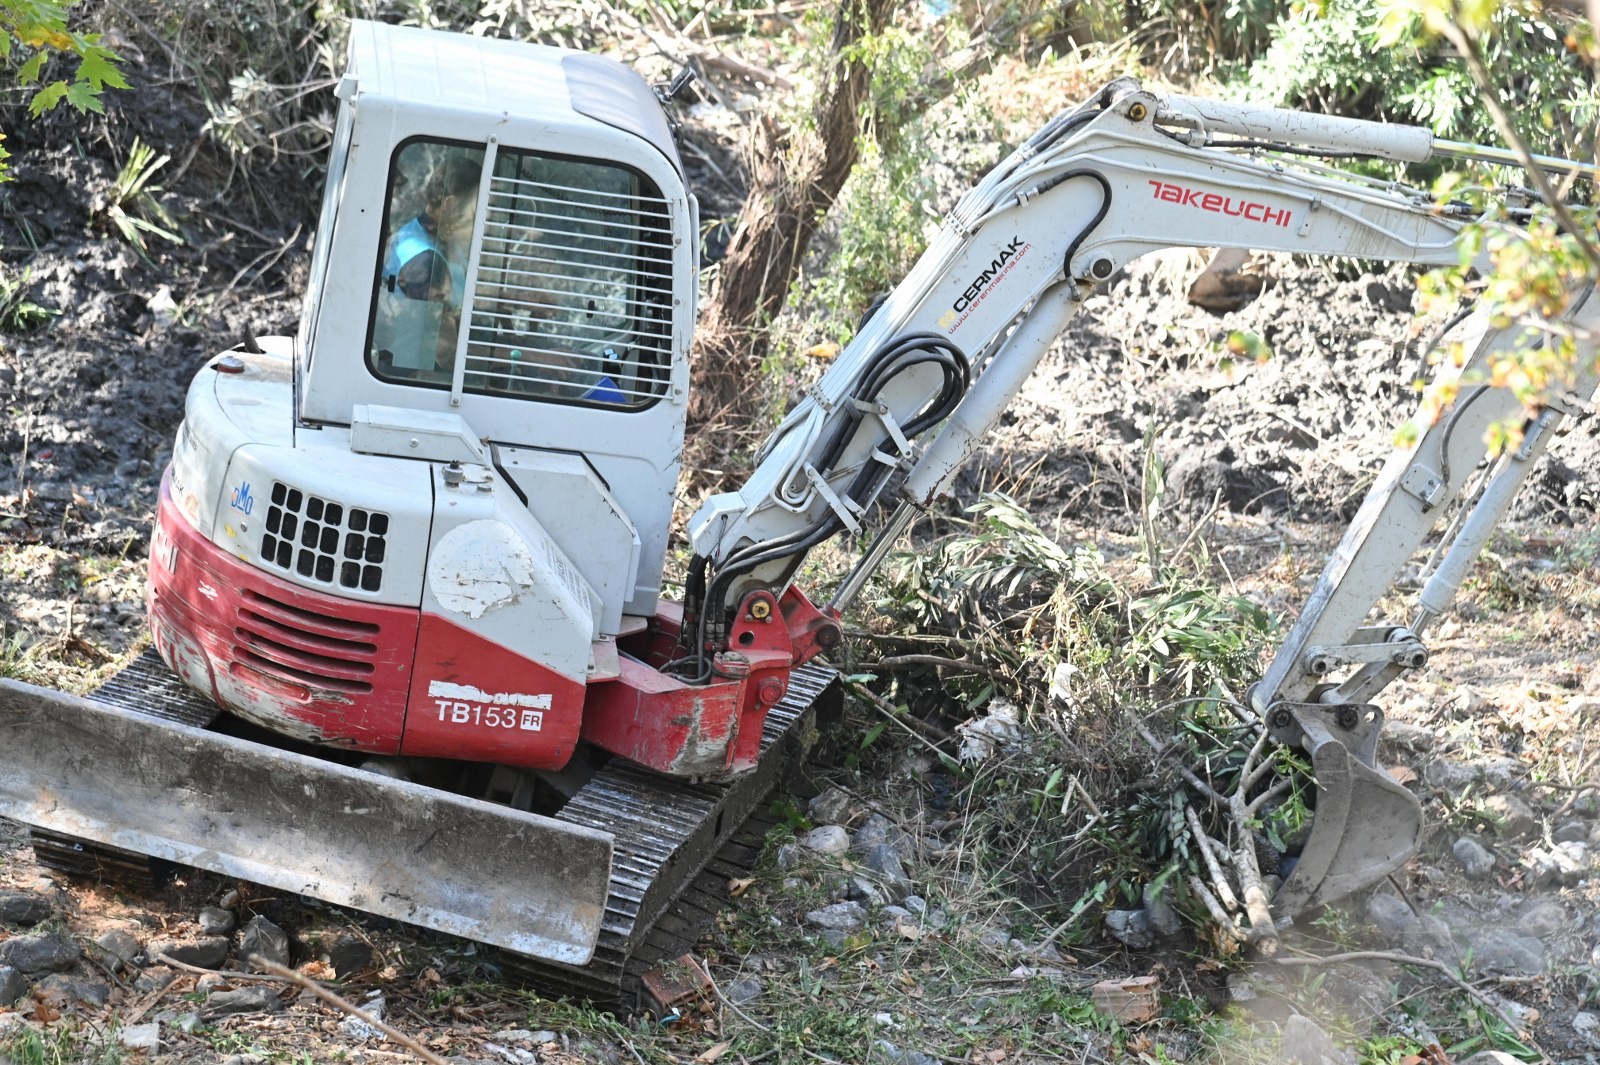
[[688, 77, 1599, 917]]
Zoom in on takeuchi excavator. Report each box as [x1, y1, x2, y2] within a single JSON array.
[[2, 21, 1596, 998]]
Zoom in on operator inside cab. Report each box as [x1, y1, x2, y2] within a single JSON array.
[[371, 145, 482, 381], [366, 137, 673, 406]]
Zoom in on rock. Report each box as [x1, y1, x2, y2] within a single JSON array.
[[1458, 1053, 1529, 1065], [117, 1022, 160, 1052], [1452, 837, 1496, 878], [1468, 929, 1546, 975], [134, 968, 176, 994], [205, 986, 284, 1016], [196, 973, 230, 994], [240, 915, 291, 971], [0, 932, 80, 974], [0, 892, 52, 927], [873, 1039, 940, 1065], [198, 906, 236, 935], [1283, 1013, 1345, 1065], [805, 902, 867, 932], [774, 843, 801, 870], [491, 1029, 557, 1046], [94, 929, 142, 971], [1365, 894, 1414, 936], [853, 813, 916, 862], [321, 933, 375, 977], [1482, 794, 1538, 839], [1515, 899, 1570, 940], [219, 889, 242, 909], [1553, 821, 1589, 844], [902, 896, 927, 915], [723, 977, 763, 1006], [1423, 758, 1478, 791], [863, 844, 913, 897], [1379, 720, 1435, 753], [33, 973, 111, 1008], [219, 1056, 266, 1065], [1143, 881, 1183, 937], [801, 825, 850, 857], [847, 876, 889, 906], [339, 992, 385, 1040], [1188, 247, 1267, 313], [1573, 1011, 1600, 1048], [807, 788, 857, 825], [0, 965, 27, 1005], [977, 927, 1010, 950], [1527, 841, 1589, 887], [150, 936, 230, 970], [1103, 909, 1152, 950]]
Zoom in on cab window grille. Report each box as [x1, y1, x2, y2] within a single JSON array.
[[462, 151, 673, 407]]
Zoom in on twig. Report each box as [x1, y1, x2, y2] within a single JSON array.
[[1185, 874, 1243, 943], [250, 956, 449, 1065], [868, 653, 1004, 678], [153, 952, 297, 984], [845, 679, 953, 752], [1227, 726, 1281, 955], [1183, 804, 1239, 913], [703, 964, 839, 1065], [1129, 716, 1225, 806], [1271, 950, 1555, 1065]]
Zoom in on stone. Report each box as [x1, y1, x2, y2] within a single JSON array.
[[321, 933, 375, 977], [774, 843, 801, 870], [94, 929, 142, 971], [1573, 1011, 1600, 1048], [801, 825, 850, 856], [723, 977, 763, 1006], [33, 973, 110, 1008], [902, 896, 927, 915], [491, 1030, 557, 1046], [847, 876, 889, 906], [1527, 841, 1588, 887], [0, 932, 79, 974], [150, 936, 230, 970], [805, 902, 867, 932], [1423, 759, 1478, 791], [1553, 821, 1589, 844], [0, 892, 52, 927], [339, 992, 385, 1040], [807, 788, 857, 825], [1103, 909, 1152, 950], [198, 906, 236, 935], [204, 985, 284, 1016], [1515, 899, 1570, 940], [853, 813, 916, 863], [873, 1039, 940, 1065], [1283, 1013, 1345, 1065], [1468, 929, 1546, 975], [240, 915, 290, 971], [1365, 894, 1415, 936], [0, 965, 26, 1005], [134, 968, 176, 994], [117, 1022, 160, 1052], [1379, 720, 1435, 753], [1458, 1053, 1528, 1065], [1452, 837, 1496, 878], [863, 844, 913, 897], [1143, 881, 1183, 937], [1482, 794, 1538, 839]]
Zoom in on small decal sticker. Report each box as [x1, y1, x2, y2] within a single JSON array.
[[231, 481, 255, 515]]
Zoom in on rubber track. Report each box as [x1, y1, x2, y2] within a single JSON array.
[[36, 648, 839, 1009]]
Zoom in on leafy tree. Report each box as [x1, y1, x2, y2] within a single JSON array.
[[0, 0, 126, 181]]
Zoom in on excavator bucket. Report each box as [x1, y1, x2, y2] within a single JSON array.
[[0, 677, 612, 966], [1267, 701, 1423, 917]]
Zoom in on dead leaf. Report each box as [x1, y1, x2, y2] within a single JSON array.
[[1387, 765, 1418, 785], [727, 877, 755, 898], [803, 341, 840, 361], [694, 1041, 733, 1063]]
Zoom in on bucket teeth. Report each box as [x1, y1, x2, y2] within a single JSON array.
[[1266, 701, 1423, 918]]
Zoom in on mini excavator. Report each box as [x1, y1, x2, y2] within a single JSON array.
[[2, 21, 1595, 997]]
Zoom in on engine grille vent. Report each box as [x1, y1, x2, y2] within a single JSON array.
[[261, 481, 389, 593], [233, 589, 379, 693]]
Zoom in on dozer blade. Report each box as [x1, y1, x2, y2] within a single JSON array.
[[1267, 701, 1422, 918], [0, 677, 612, 966]]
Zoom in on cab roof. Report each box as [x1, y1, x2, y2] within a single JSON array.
[[346, 20, 683, 177]]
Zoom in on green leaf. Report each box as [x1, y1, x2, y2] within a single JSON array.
[[27, 81, 69, 116], [63, 80, 103, 113], [77, 47, 128, 91], [17, 52, 46, 85]]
